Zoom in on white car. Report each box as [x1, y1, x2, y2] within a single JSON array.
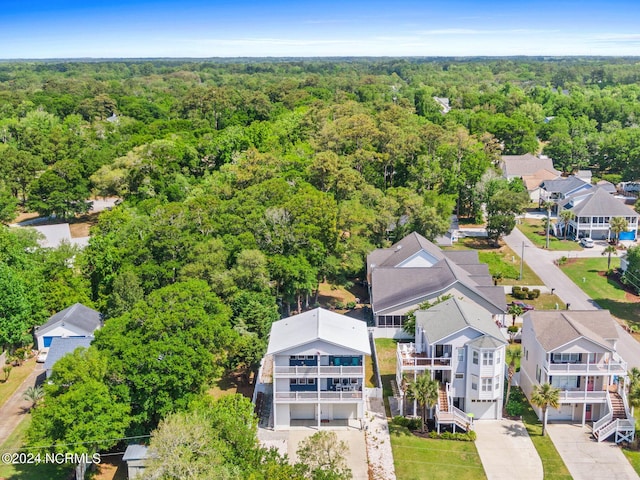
[[36, 349, 49, 363], [579, 237, 595, 248]]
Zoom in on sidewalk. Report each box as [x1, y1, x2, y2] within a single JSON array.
[[364, 396, 396, 480]]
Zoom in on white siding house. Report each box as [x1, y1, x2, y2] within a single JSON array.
[[34, 303, 102, 350], [520, 310, 634, 443], [261, 308, 370, 430], [397, 297, 506, 429]]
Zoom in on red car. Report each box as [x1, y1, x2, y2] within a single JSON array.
[[510, 301, 534, 311]]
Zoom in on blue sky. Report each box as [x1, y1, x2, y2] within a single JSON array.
[[2, 0, 640, 58]]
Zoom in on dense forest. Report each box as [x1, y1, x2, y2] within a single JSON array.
[[2, 58, 640, 466]]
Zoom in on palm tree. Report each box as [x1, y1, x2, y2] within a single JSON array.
[[610, 216, 629, 245], [627, 367, 640, 413], [406, 374, 439, 433], [558, 210, 575, 240], [601, 245, 618, 271], [530, 383, 560, 436], [505, 347, 522, 407], [23, 385, 44, 411], [507, 304, 524, 326], [543, 201, 555, 249]]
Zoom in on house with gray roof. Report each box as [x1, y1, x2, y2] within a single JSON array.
[[521, 310, 634, 443], [122, 445, 149, 479], [34, 303, 103, 350], [43, 337, 92, 378], [259, 308, 370, 430], [367, 232, 506, 335], [539, 175, 592, 208], [558, 186, 639, 241], [397, 297, 506, 423]]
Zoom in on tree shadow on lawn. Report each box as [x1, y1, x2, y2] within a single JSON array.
[[593, 298, 640, 323]]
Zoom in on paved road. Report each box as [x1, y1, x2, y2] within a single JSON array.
[[0, 361, 43, 447], [504, 228, 640, 369], [546, 423, 639, 480], [474, 419, 543, 480]]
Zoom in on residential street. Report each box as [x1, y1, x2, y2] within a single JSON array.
[[503, 227, 640, 369]]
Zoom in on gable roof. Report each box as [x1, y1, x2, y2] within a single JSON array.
[[541, 175, 591, 196], [368, 232, 506, 314], [415, 297, 505, 345], [567, 187, 639, 218], [500, 154, 560, 178], [266, 308, 371, 356], [36, 303, 103, 337], [521, 168, 561, 191], [44, 337, 92, 374], [123, 445, 149, 462], [526, 310, 619, 352]]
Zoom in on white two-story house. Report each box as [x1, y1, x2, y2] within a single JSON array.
[[260, 308, 371, 430], [521, 310, 634, 443], [397, 297, 506, 430]]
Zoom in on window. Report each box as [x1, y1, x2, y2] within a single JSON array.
[[298, 378, 307, 385], [495, 375, 500, 391], [350, 378, 358, 384], [552, 353, 580, 364], [473, 351, 479, 365], [471, 375, 478, 390], [536, 366, 541, 382], [481, 378, 493, 392], [306, 355, 315, 360], [290, 378, 297, 385], [332, 378, 340, 385], [495, 351, 500, 365], [455, 373, 464, 379], [377, 315, 406, 328], [308, 378, 315, 385], [482, 352, 493, 366], [457, 348, 465, 362]]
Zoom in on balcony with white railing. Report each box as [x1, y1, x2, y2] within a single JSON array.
[[397, 342, 452, 371], [545, 359, 627, 375], [274, 390, 364, 403], [273, 365, 364, 377], [557, 389, 608, 403]]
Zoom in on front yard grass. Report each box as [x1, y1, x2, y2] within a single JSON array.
[[444, 238, 543, 286], [374, 339, 487, 479], [0, 357, 36, 408], [559, 257, 640, 323], [622, 410, 640, 475], [508, 387, 572, 480], [517, 219, 583, 251], [0, 415, 71, 480], [505, 292, 566, 311], [389, 424, 486, 480]]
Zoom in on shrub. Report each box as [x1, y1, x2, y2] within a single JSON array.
[[527, 291, 536, 300], [392, 416, 409, 427], [346, 301, 356, 309], [466, 430, 477, 441], [429, 431, 439, 439], [512, 286, 521, 295], [407, 418, 422, 431], [505, 400, 524, 417], [334, 301, 345, 310], [521, 286, 529, 292], [507, 325, 519, 334], [532, 288, 541, 298], [514, 290, 527, 300]]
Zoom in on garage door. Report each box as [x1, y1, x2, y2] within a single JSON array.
[[468, 401, 497, 420], [290, 404, 315, 420], [333, 404, 356, 420], [43, 337, 54, 348]]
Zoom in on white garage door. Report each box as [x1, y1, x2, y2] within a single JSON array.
[[332, 404, 356, 420], [290, 404, 315, 420], [468, 401, 497, 420], [548, 404, 572, 421]]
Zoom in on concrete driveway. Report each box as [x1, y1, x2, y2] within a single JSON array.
[[474, 419, 543, 480], [546, 423, 638, 480]]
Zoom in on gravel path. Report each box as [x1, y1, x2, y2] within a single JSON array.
[[364, 396, 396, 480]]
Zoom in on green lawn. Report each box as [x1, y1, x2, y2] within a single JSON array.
[[505, 292, 566, 311], [0, 415, 71, 480], [374, 339, 487, 480], [560, 257, 640, 323], [444, 238, 543, 286], [622, 410, 640, 475], [0, 358, 36, 408], [389, 424, 486, 480], [517, 219, 583, 251], [508, 388, 572, 480]]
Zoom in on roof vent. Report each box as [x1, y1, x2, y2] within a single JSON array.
[[396, 245, 402, 250]]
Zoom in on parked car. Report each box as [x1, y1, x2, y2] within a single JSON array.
[[579, 237, 595, 248], [36, 349, 49, 363], [510, 301, 534, 311]]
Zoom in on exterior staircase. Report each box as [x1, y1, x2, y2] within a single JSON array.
[[593, 392, 635, 444], [435, 383, 473, 432]]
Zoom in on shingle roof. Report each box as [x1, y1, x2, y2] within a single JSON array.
[[266, 308, 371, 356], [36, 303, 103, 337], [368, 232, 506, 314], [541, 176, 591, 196], [526, 310, 619, 351], [521, 168, 561, 191], [415, 297, 505, 345], [569, 187, 639, 218], [467, 335, 506, 349], [44, 337, 92, 374], [501, 154, 560, 178]]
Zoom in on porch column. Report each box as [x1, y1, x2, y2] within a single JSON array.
[[317, 403, 321, 429], [582, 403, 586, 426]]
